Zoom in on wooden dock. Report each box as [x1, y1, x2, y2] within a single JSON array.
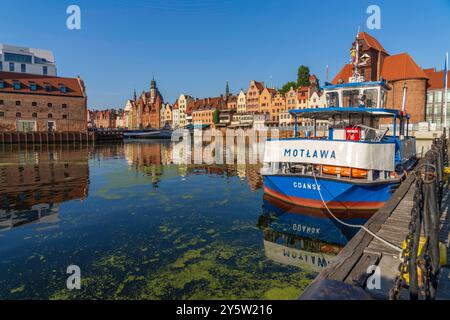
[[300, 136, 450, 300], [0, 130, 124, 144], [0, 131, 94, 144]]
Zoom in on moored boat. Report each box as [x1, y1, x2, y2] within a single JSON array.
[[123, 128, 173, 139], [261, 47, 417, 212]]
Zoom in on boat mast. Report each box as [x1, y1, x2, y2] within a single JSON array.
[[349, 28, 365, 83]]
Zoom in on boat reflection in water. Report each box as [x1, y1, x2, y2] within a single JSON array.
[[0, 145, 89, 233], [258, 194, 372, 272]]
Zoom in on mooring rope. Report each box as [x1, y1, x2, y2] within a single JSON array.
[[312, 172, 403, 253]]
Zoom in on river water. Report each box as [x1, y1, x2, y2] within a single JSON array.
[[0, 141, 361, 299]]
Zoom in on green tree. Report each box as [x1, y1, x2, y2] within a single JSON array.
[[279, 81, 297, 95], [297, 65, 310, 87]]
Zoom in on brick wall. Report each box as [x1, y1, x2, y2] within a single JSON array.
[[0, 92, 87, 132], [386, 79, 427, 123]]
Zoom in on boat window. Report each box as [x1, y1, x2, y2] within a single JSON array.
[[362, 89, 378, 108], [326, 92, 339, 107], [342, 90, 361, 107]]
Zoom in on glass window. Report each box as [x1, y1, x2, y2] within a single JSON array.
[[0, 112, 4, 117], [21, 64, 26, 73], [326, 92, 339, 107], [436, 91, 443, 102], [32, 102, 37, 107], [48, 113, 53, 118], [32, 113, 37, 118], [16, 112, 21, 117], [427, 92, 434, 103], [4, 52, 32, 63], [0, 61, 2, 71], [342, 90, 360, 107], [43, 66, 48, 75], [13, 81, 21, 90], [9, 62, 14, 72], [15, 101, 21, 106], [47, 103, 52, 107], [363, 89, 378, 108], [29, 83, 37, 91], [0, 80, 4, 89], [59, 85, 67, 93]]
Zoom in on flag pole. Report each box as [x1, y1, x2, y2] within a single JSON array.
[[445, 52, 448, 130]]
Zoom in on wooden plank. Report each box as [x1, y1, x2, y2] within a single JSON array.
[[344, 253, 381, 287], [309, 173, 415, 284], [366, 254, 406, 300]]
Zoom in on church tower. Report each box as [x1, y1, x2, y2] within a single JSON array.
[[150, 77, 158, 104]]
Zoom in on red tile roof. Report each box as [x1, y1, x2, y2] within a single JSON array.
[[423, 68, 450, 90], [187, 96, 225, 114], [358, 32, 387, 54], [332, 53, 428, 84], [381, 53, 428, 81], [253, 81, 265, 92], [332, 64, 353, 84], [0, 71, 86, 98]]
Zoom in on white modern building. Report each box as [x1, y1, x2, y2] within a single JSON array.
[[0, 44, 57, 76]]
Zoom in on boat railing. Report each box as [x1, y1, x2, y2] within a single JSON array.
[[353, 124, 389, 142]]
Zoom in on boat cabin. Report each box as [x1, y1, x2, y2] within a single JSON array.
[[263, 81, 416, 182], [324, 81, 388, 109]]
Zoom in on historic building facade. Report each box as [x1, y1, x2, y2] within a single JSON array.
[[178, 94, 194, 128], [126, 79, 164, 129], [246, 80, 264, 113], [237, 89, 246, 113], [160, 102, 172, 128], [189, 96, 226, 129], [259, 87, 275, 116], [332, 32, 428, 123], [0, 71, 87, 132]]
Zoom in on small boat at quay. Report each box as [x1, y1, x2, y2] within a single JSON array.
[[261, 42, 416, 212], [123, 128, 173, 140]]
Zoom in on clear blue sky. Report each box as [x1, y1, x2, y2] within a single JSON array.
[[1, 0, 449, 109]]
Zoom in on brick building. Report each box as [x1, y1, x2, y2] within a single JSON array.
[[332, 32, 428, 123], [89, 109, 122, 129], [127, 79, 164, 129], [0, 71, 87, 132], [189, 96, 226, 128]]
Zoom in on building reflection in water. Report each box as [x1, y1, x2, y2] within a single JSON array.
[[0, 144, 90, 232], [123, 141, 263, 191], [257, 194, 372, 272]]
